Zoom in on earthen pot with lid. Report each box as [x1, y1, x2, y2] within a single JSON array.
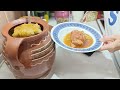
[[1, 16, 55, 79]]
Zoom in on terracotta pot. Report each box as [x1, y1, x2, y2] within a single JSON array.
[[1, 16, 55, 79]]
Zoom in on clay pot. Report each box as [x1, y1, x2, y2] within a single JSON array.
[[1, 16, 55, 79]]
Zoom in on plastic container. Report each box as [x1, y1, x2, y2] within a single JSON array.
[[54, 11, 69, 24]]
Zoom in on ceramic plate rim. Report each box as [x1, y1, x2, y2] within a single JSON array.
[[51, 22, 103, 53]]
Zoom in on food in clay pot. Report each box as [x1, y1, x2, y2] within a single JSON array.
[[1, 16, 56, 79]]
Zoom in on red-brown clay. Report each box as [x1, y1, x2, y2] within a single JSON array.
[[1, 16, 55, 79]]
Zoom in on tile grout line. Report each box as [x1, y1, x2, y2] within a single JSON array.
[[0, 60, 5, 69], [0, 54, 5, 69]]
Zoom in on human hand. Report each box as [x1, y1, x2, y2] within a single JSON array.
[[99, 35, 120, 52]]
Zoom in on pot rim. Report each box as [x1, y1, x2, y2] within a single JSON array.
[[2, 16, 49, 39]]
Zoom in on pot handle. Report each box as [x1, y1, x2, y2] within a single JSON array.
[[5, 37, 24, 67]]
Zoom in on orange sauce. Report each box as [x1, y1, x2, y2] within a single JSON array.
[[63, 32, 93, 48]]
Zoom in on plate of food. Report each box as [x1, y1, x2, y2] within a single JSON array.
[[51, 22, 103, 53]]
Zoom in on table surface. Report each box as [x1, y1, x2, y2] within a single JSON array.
[[0, 18, 119, 79]]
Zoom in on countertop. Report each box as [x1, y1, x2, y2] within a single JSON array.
[[0, 18, 119, 79]]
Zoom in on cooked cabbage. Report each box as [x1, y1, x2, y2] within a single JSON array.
[[12, 23, 42, 37]]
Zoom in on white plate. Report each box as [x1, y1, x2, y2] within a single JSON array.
[[51, 22, 103, 53]]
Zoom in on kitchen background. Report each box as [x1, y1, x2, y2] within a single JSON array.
[[0, 11, 104, 65], [1, 11, 120, 79], [0, 11, 103, 54]]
